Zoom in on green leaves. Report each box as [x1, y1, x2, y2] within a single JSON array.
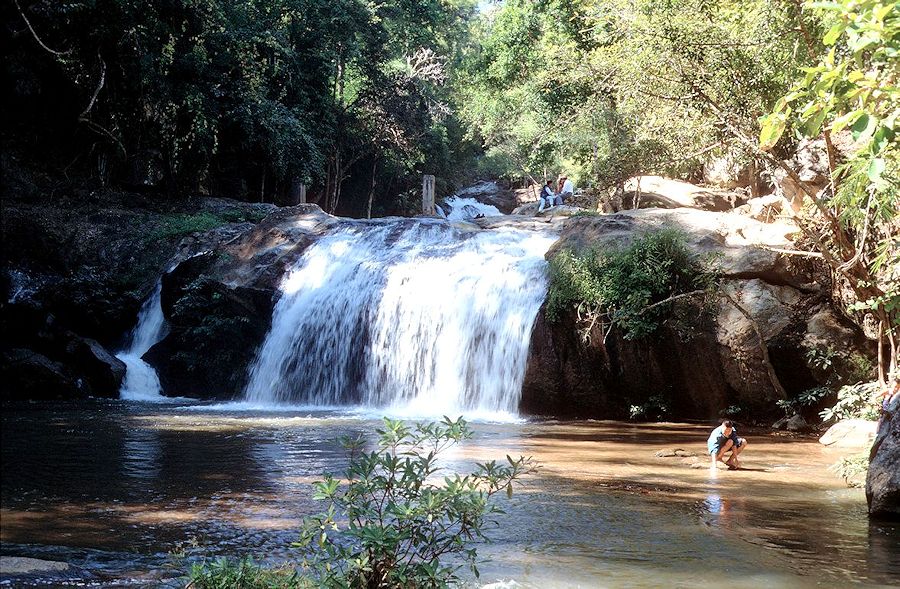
[[759, 112, 788, 151], [294, 417, 536, 587]]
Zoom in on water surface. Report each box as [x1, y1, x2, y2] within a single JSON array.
[[2, 401, 897, 587]]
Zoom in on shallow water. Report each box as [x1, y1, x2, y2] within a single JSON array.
[[1, 401, 897, 588]]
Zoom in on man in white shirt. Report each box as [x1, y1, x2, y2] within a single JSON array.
[[555, 175, 574, 205]]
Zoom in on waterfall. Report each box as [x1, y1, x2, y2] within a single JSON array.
[[116, 282, 167, 401], [243, 219, 556, 416]]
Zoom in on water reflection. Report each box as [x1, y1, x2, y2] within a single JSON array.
[[2, 402, 898, 588]]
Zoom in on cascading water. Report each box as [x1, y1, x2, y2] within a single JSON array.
[[243, 219, 556, 417], [116, 282, 167, 401], [443, 196, 501, 221]]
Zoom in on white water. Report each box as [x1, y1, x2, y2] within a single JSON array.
[[116, 282, 167, 401], [244, 219, 556, 416], [443, 196, 501, 221]]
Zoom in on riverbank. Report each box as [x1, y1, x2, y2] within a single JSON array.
[[1, 402, 896, 587]]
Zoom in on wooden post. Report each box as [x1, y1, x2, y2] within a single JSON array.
[[422, 174, 435, 215], [289, 178, 307, 205]]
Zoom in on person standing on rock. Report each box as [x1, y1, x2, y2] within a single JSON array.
[[708, 419, 747, 470]]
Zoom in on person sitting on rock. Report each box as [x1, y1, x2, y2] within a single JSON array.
[[555, 175, 574, 205], [708, 419, 747, 470], [538, 179, 555, 212]]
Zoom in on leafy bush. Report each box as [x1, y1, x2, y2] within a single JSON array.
[[546, 229, 720, 339], [820, 382, 882, 422], [831, 453, 869, 488], [776, 386, 831, 417], [628, 395, 671, 421], [293, 417, 534, 587], [187, 557, 309, 589]]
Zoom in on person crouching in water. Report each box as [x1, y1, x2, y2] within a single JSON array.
[[538, 179, 555, 212], [708, 419, 747, 470]]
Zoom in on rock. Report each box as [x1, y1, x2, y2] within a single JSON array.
[[735, 194, 784, 223], [820, 419, 878, 449], [655, 448, 696, 458], [0, 348, 81, 399], [0, 556, 70, 574], [775, 413, 814, 432], [512, 202, 584, 217], [621, 176, 749, 212], [867, 393, 900, 519], [703, 154, 754, 190], [773, 138, 831, 213], [64, 335, 126, 397]]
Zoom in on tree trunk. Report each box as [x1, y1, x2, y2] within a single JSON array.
[[366, 157, 378, 219]]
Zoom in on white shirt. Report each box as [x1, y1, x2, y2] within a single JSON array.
[[561, 179, 574, 194]]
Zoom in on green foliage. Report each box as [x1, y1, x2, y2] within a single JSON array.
[[188, 557, 310, 589], [776, 386, 831, 417], [546, 229, 721, 339], [820, 381, 883, 422], [762, 0, 899, 382], [460, 0, 799, 188], [628, 395, 671, 421], [293, 417, 534, 588], [830, 453, 869, 488]]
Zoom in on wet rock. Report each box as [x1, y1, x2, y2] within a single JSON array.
[[867, 394, 900, 520], [0, 556, 70, 574], [448, 181, 518, 214], [512, 202, 584, 217], [655, 448, 697, 458], [820, 419, 877, 450]]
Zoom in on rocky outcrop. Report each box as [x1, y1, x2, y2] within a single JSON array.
[[621, 176, 749, 212], [145, 204, 339, 397], [1, 192, 276, 399], [867, 394, 899, 519], [521, 207, 874, 420], [819, 419, 877, 449]]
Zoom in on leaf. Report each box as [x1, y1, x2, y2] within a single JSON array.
[[867, 158, 885, 182], [831, 109, 864, 134], [759, 113, 786, 151], [506, 483, 513, 498], [823, 23, 844, 45], [851, 113, 875, 140]]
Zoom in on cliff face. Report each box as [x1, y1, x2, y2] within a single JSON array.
[[520, 208, 875, 420]]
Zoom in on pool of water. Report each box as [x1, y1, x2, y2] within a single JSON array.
[[1, 400, 897, 587]]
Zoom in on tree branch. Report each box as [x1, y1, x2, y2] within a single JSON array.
[[13, 0, 70, 57]]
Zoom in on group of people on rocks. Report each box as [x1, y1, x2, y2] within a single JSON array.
[[538, 175, 574, 212]]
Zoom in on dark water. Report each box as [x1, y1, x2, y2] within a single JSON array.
[[2, 400, 898, 588]]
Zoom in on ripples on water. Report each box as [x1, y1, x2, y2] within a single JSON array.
[[1, 401, 898, 588]]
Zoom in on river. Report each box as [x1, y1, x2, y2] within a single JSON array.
[[2, 400, 897, 588]]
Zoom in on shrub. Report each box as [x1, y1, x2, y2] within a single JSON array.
[[820, 382, 882, 422], [831, 453, 869, 488], [776, 386, 831, 417], [546, 229, 720, 339], [293, 417, 534, 587], [187, 557, 310, 589]]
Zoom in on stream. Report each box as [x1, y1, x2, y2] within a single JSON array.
[[2, 400, 897, 588]]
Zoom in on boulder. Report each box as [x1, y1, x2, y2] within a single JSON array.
[[735, 194, 784, 223], [448, 181, 518, 213], [521, 207, 872, 420], [867, 393, 900, 519], [772, 414, 811, 433], [621, 176, 749, 212], [63, 335, 126, 397], [1, 348, 81, 399], [773, 138, 831, 212], [819, 419, 878, 449]]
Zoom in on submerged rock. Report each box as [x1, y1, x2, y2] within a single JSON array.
[[0, 556, 70, 574], [867, 394, 900, 520]]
